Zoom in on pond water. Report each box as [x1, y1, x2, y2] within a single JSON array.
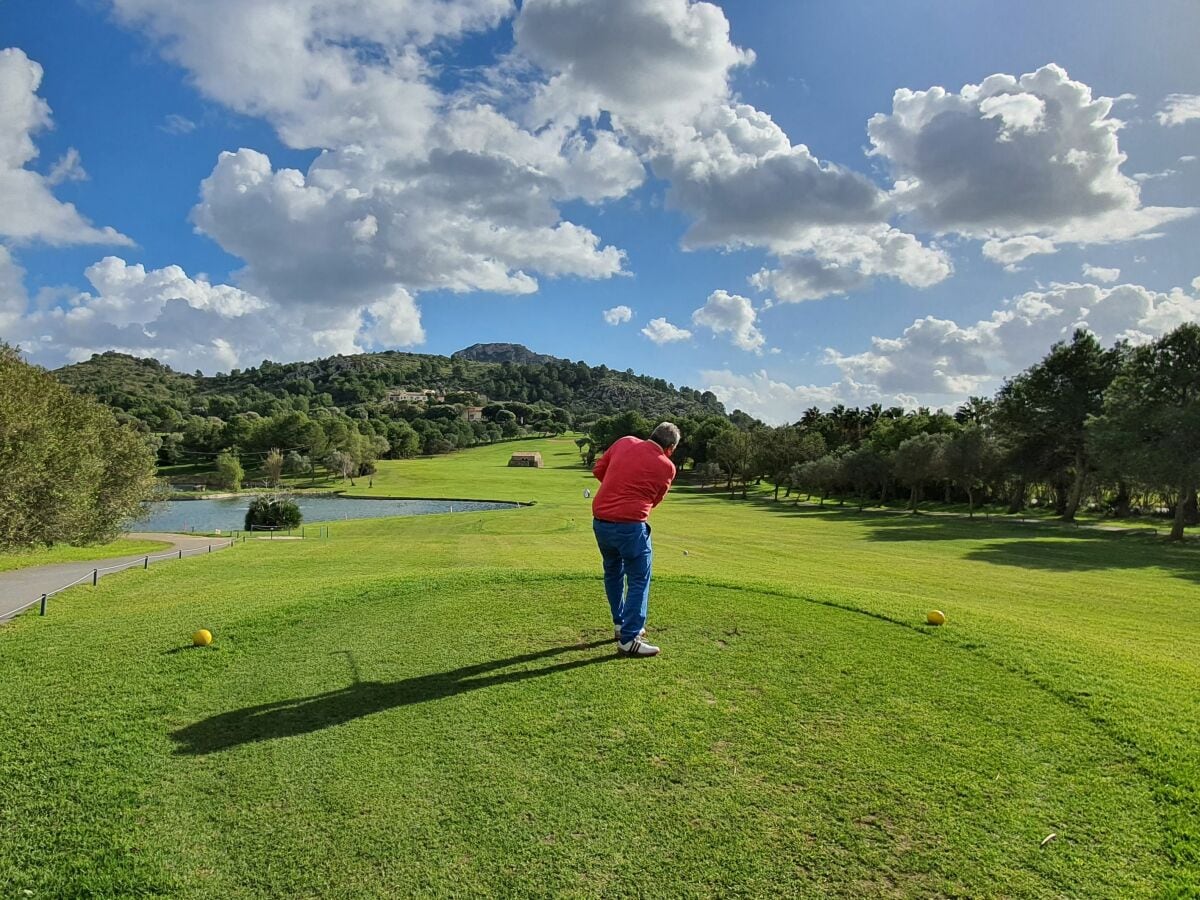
[[138, 496, 517, 533]]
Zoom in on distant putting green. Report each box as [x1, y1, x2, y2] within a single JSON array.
[[1, 438, 1197, 896]]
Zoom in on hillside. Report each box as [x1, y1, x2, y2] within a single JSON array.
[[55, 348, 724, 425], [51, 348, 727, 466], [451, 342, 556, 366]]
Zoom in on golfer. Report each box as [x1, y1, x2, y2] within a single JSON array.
[[591, 422, 680, 657]]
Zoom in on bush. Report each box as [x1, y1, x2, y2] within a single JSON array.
[[244, 494, 303, 531]]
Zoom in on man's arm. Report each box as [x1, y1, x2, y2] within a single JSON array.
[[592, 448, 612, 482], [593, 436, 633, 481], [650, 461, 676, 507]]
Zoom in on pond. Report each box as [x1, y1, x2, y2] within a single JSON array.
[[138, 496, 518, 533]]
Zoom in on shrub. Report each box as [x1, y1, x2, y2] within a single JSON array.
[[244, 494, 303, 531]]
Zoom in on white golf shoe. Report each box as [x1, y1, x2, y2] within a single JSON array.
[[617, 636, 660, 657]]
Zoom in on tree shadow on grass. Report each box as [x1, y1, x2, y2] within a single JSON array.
[[853, 513, 1200, 584], [671, 484, 1200, 583], [172, 639, 617, 755], [672, 485, 976, 538], [961, 538, 1200, 584]]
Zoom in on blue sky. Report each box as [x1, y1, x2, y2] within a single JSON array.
[[1, 0, 1198, 421]]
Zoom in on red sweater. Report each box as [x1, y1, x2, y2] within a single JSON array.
[[591, 436, 676, 523]]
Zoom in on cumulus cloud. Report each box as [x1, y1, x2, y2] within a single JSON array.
[[7, 256, 426, 372], [193, 145, 626, 317], [516, 0, 753, 126], [827, 278, 1200, 400], [514, 2, 948, 300], [1157, 94, 1200, 126], [641, 317, 692, 344], [602, 304, 632, 325], [981, 235, 1057, 267], [869, 64, 1194, 257], [700, 369, 885, 425], [111, 0, 513, 154], [691, 290, 764, 351], [1082, 264, 1120, 283], [100, 5, 640, 344], [751, 226, 952, 301], [707, 276, 1200, 419], [0, 48, 130, 246]]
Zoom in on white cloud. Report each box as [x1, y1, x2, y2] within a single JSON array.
[[160, 113, 196, 135], [827, 279, 1200, 402], [751, 226, 952, 301], [1133, 168, 1178, 182], [706, 277, 1200, 418], [602, 304, 632, 325], [364, 289, 425, 347], [0, 245, 28, 333], [100, 6, 641, 337], [978, 92, 1046, 136], [981, 235, 1058, 267], [641, 317, 692, 344], [1157, 94, 1200, 126], [111, 0, 513, 154], [46, 148, 87, 186], [1082, 264, 1120, 283], [869, 64, 1195, 257], [0, 48, 131, 246], [700, 369, 885, 425], [514, 2, 947, 300], [655, 105, 887, 250], [516, 0, 753, 126], [9, 256, 427, 372], [691, 290, 764, 352], [1180, 155, 1197, 163], [192, 143, 626, 315]]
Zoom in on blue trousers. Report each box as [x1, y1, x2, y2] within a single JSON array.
[[593, 519, 652, 643]]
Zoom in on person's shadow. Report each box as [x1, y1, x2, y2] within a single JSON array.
[[171, 639, 616, 755]]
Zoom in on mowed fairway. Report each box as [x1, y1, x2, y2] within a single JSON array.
[[1, 439, 1197, 897]]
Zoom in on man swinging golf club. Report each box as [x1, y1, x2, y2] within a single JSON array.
[[591, 422, 680, 657]]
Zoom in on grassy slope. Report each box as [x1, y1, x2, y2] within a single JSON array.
[[1, 438, 1197, 897], [0, 538, 171, 573]]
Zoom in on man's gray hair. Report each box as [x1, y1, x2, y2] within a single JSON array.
[[650, 422, 681, 450]]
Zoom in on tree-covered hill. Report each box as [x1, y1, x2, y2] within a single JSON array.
[[50, 346, 727, 475], [55, 346, 724, 427]]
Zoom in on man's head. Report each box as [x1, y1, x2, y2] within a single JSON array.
[[650, 422, 681, 456]]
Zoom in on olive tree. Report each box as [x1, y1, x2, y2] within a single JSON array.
[[892, 432, 951, 513], [1089, 323, 1200, 541]]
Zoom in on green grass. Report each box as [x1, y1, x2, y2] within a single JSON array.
[[0, 537, 171, 573], [2, 438, 1198, 897]]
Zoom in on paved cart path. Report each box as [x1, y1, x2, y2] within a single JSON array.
[[0, 534, 233, 623]]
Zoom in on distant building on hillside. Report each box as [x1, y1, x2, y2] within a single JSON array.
[[387, 388, 445, 404], [508, 451, 543, 468], [465, 406, 484, 422]]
